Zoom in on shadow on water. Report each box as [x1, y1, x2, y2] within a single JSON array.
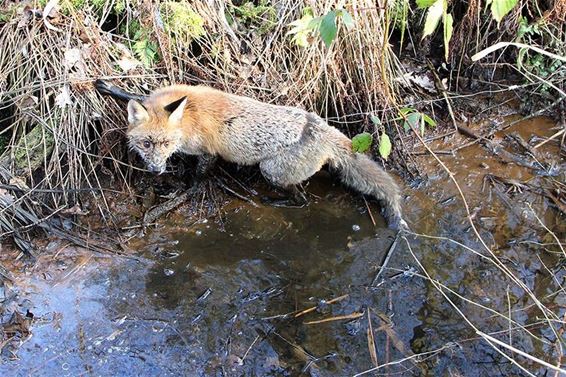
[[1, 116, 564, 376]]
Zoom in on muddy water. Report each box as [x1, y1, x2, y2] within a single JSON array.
[[1, 116, 564, 376]]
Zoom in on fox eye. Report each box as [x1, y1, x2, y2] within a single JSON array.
[[142, 140, 151, 149], [163, 141, 169, 148]]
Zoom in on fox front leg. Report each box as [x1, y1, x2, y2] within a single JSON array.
[[195, 154, 218, 181]]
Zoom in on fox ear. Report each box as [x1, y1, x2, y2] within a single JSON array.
[[127, 100, 149, 125], [164, 96, 188, 124]]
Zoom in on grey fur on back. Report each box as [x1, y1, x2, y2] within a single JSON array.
[[217, 96, 317, 165]]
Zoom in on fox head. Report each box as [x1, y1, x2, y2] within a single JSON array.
[[126, 96, 188, 174]]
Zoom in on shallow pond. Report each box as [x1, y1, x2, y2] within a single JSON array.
[[0, 116, 564, 376]]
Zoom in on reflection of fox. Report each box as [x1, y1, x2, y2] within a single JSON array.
[[96, 80, 406, 229]]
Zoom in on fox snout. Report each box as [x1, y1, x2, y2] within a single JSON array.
[[127, 135, 178, 175], [146, 161, 167, 175], [134, 149, 171, 175]]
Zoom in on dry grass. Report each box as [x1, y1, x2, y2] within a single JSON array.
[[159, 0, 401, 121], [0, 2, 162, 252]]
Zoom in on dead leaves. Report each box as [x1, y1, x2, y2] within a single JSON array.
[[0, 310, 34, 358]]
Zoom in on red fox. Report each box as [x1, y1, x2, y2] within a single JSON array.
[[95, 80, 406, 229]]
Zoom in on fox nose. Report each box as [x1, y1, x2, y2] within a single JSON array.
[[147, 163, 166, 175]]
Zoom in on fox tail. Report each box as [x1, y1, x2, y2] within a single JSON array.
[[329, 136, 406, 230], [94, 79, 147, 103]]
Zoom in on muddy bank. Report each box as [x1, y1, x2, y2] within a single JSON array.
[[1, 115, 564, 376]]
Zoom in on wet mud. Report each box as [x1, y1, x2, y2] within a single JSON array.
[[0, 116, 564, 376]]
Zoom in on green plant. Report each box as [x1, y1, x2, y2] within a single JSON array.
[[418, 0, 519, 61], [390, 0, 410, 52], [133, 29, 159, 68], [515, 17, 565, 96], [287, 7, 315, 47], [38, 0, 128, 16], [0, 3, 18, 22], [487, 0, 519, 24], [351, 116, 393, 160], [160, 2, 205, 42], [352, 132, 373, 153], [119, 18, 141, 40], [287, 7, 354, 48], [231, 0, 277, 35], [417, 0, 453, 61], [371, 115, 393, 160], [399, 107, 437, 135]]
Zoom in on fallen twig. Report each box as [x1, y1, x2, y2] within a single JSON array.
[[142, 187, 198, 225], [371, 231, 402, 286], [366, 309, 379, 368], [215, 178, 259, 207], [534, 129, 565, 149], [303, 311, 364, 325], [261, 294, 349, 320]]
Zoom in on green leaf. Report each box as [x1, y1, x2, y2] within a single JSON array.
[[303, 6, 314, 18], [287, 12, 315, 47], [352, 132, 373, 153], [133, 38, 158, 68], [399, 107, 414, 115], [398, 0, 408, 51], [341, 10, 355, 30], [416, 0, 437, 8], [516, 47, 528, 70], [422, 0, 444, 40], [443, 12, 453, 61], [307, 16, 322, 29], [422, 113, 437, 128], [319, 11, 337, 47], [378, 133, 392, 160], [403, 112, 421, 131], [491, 0, 518, 24], [370, 115, 381, 126]]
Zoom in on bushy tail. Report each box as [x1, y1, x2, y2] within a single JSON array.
[[330, 142, 406, 230]]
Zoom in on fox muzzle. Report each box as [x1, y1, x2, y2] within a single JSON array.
[[147, 162, 166, 175]]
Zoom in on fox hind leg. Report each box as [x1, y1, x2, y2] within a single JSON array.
[[259, 148, 328, 207], [259, 185, 307, 208]]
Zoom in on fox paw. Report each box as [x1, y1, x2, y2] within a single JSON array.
[[386, 215, 409, 232], [260, 196, 307, 208]]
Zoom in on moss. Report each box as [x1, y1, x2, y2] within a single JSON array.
[[0, 135, 7, 154], [232, 0, 277, 35], [12, 124, 54, 174], [39, 0, 86, 10], [38, 0, 128, 16], [0, 3, 18, 23], [92, 0, 127, 15], [160, 2, 205, 42], [119, 18, 141, 40], [112, 0, 126, 15]]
